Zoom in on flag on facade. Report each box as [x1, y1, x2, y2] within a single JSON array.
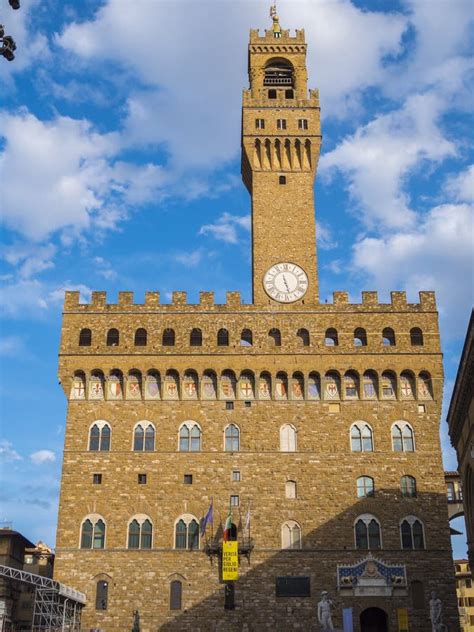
[[200, 499, 213, 537], [223, 509, 233, 542], [270, 4, 277, 18]]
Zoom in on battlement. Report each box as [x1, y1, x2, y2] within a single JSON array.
[[63, 290, 437, 313], [249, 28, 306, 43]]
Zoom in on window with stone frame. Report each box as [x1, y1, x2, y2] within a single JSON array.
[[281, 520, 301, 549], [225, 424, 240, 452], [89, 422, 111, 451], [357, 476, 375, 498], [81, 516, 106, 549], [354, 515, 381, 549], [350, 423, 373, 452], [128, 516, 153, 549], [401, 517, 425, 549], [400, 475, 417, 498], [392, 423, 415, 452], [175, 516, 200, 550]]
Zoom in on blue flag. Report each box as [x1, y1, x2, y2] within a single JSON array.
[[200, 499, 213, 536]]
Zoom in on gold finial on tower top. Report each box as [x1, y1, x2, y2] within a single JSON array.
[[269, 3, 282, 38]]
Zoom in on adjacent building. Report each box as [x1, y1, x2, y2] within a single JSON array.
[[455, 560, 474, 631], [447, 310, 474, 571], [54, 11, 459, 632]]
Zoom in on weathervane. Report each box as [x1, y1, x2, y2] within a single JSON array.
[[269, 2, 281, 38]]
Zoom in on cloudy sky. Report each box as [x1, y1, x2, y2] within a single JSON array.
[[0, 0, 472, 557]]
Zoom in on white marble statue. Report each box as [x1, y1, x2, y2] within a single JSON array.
[[429, 591, 444, 632], [317, 591, 334, 630]]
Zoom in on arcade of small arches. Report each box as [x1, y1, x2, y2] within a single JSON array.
[[87, 419, 418, 454], [70, 367, 434, 403], [79, 513, 426, 552], [77, 325, 425, 350]]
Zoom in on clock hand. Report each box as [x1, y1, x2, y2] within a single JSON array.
[[282, 274, 290, 293]]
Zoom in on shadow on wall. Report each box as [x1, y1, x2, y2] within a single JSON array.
[[130, 489, 458, 632]]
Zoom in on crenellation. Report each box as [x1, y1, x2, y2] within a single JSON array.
[[118, 291, 134, 307], [172, 291, 187, 306], [199, 292, 214, 308], [333, 291, 349, 305], [419, 291, 437, 309], [145, 291, 160, 307], [362, 291, 378, 305], [391, 291, 407, 308], [91, 291, 106, 308]]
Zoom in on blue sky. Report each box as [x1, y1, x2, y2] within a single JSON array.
[[0, 0, 472, 559]]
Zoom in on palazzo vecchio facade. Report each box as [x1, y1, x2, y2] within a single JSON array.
[[55, 14, 459, 632]]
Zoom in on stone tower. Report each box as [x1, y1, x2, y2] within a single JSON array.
[[54, 11, 459, 632]]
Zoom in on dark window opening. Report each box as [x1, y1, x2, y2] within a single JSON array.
[[163, 328, 175, 346], [297, 328, 310, 346], [382, 327, 396, 346], [410, 327, 424, 346], [190, 328, 202, 346], [255, 118, 265, 129], [325, 328, 338, 346], [79, 328, 92, 346], [184, 474, 193, 485], [264, 60, 294, 87], [226, 401, 234, 410], [106, 328, 119, 346], [298, 119, 308, 130], [217, 328, 229, 346], [224, 582, 235, 610], [279, 175, 286, 185], [134, 328, 147, 346], [268, 89, 277, 99], [269, 327, 282, 346], [244, 401, 251, 408], [138, 473, 147, 485], [170, 580, 182, 610], [285, 89, 294, 99], [93, 473, 102, 485], [95, 580, 108, 610]]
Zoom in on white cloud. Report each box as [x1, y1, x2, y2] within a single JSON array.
[[30, 450, 56, 465], [444, 165, 474, 203], [0, 440, 22, 462], [199, 213, 250, 244], [93, 256, 117, 280], [173, 249, 205, 268], [0, 279, 92, 317], [3, 243, 56, 279], [317, 223, 338, 250], [352, 203, 474, 334], [320, 93, 456, 230]]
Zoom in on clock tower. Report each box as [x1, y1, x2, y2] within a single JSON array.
[[241, 11, 321, 305]]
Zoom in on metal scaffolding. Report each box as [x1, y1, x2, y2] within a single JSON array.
[[0, 564, 86, 631]]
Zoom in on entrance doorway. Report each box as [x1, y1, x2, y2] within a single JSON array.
[[360, 607, 388, 632]]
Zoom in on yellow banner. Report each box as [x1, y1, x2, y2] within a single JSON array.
[[397, 608, 409, 631], [222, 541, 239, 581]]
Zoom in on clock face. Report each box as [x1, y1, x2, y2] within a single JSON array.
[[263, 263, 308, 303]]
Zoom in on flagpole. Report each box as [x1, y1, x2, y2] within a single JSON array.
[[210, 497, 214, 542], [248, 500, 251, 546]]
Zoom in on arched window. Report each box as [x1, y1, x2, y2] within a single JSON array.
[[127, 370, 142, 399], [382, 327, 395, 346], [418, 371, 433, 399], [163, 328, 175, 346], [325, 328, 338, 346], [221, 370, 237, 399], [145, 370, 161, 400], [410, 327, 423, 346], [217, 328, 229, 346], [95, 580, 108, 610], [264, 58, 294, 87], [89, 370, 105, 400], [183, 370, 198, 399], [275, 372, 288, 399], [355, 515, 381, 549], [239, 371, 255, 400], [400, 371, 415, 399], [357, 476, 375, 498], [134, 328, 147, 346], [202, 370, 217, 399], [71, 371, 86, 400], [225, 424, 240, 452], [170, 580, 182, 610], [280, 424, 297, 452], [308, 372, 320, 400], [324, 371, 340, 400], [133, 423, 155, 451], [190, 328, 202, 347], [89, 422, 111, 451], [297, 328, 310, 347], [291, 372, 304, 400], [108, 369, 123, 399], [174, 515, 200, 550], [392, 423, 415, 452], [81, 516, 106, 549], [164, 369, 179, 399], [401, 517, 425, 549], [79, 328, 92, 346], [285, 480, 297, 499], [350, 423, 373, 452], [240, 329, 252, 346], [106, 328, 119, 346], [401, 475, 417, 498], [258, 371, 271, 399], [281, 520, 301, 549], [381, 371, 396, 399], [128, 516, 153, 549], [354, 328, 367, 347], [179, 422, 201, 452], [344, 371, 359, 399], [363, 371, 378, 399], [269, 328, 281, 346]]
